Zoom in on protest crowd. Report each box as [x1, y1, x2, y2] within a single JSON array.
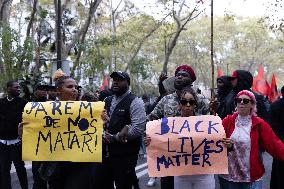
[[0, 65, 284, 189]]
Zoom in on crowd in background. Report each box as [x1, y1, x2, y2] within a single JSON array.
[[0, 65, 284, 189]]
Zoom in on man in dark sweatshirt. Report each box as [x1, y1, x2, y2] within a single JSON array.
[[0, 80, 28, 189], [223, 70, 270, 122], [216, 76, 232, 119]]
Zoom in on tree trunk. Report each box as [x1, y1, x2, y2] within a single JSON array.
[[19, 0, 38, 71], [61, 0, 102, 76], [70, 0, 102, 78], [161, 4, 200, 74], [0, 0, 13, 79]]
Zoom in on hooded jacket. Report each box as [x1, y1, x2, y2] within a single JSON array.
[[223, 70, 270, 122], [217, 76, 232, 119]]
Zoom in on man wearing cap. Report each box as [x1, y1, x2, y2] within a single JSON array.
[[101, 71, 146, 189], [222, 70, 270, 122], [147, 64, 209, 189], [31, 82, 51, 189]]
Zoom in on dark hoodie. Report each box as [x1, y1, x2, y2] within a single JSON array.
[[217, 76, 232, 119], [223, 70, 270, 122]]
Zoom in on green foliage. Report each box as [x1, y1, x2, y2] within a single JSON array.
[[0, 23, 34, 89], [38, 6, 48, 19], [129, 57, 150, 80]]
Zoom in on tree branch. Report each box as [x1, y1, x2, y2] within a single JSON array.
[[124, 13, 170, 72], [63, 0, 102, 58], [0, 0, 10, 21]]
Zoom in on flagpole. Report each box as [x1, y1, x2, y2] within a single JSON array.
[[210, 0, 214, 99]]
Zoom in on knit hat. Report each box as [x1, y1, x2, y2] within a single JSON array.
[[175, 65, 196, 82], [236, 90, 257, 116]]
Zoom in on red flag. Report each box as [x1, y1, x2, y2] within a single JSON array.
[[269, 73, 279, 102], [252, 64, 269, 95], [256, 64, 264, 80], [100, 75, 109, 91], [254, 80, 269, 95], [217, 67, 223, 77]]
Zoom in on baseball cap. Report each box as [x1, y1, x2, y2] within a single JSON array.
[[228, 70, 238, 80], [34, 82, 49, 91], [110, 71, 130, 84]]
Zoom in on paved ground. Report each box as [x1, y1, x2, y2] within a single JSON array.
[[12, 153, 273, 189]]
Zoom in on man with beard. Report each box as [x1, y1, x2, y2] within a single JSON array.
[[101, 71, 146, 189], [0, 80, 28, 189], [147, 65, 209, 189]]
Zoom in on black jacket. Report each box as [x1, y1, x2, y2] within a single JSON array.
[[217, 76, 232, 119], [269, 97, 284, 142], [223, 70, 270, 122], [0, 97, 28, 140]]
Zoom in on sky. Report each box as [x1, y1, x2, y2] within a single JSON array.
[[124, 0, 271, 18]]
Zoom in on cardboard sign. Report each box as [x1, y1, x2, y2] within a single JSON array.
[[22, 101, 104, 162], [146, 115, 228, 177]]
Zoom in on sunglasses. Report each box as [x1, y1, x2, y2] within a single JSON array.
[[179, 99, 196, 106], [235, 98, 252, 104]]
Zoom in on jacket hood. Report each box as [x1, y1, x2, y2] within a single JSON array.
[[217, 76, 232, 97], [233, 70, 253, 93]]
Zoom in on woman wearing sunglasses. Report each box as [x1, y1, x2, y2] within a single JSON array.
[[145, 87, 215, 189], [174, 87, 215, 189], [220, 90, 284, 189]]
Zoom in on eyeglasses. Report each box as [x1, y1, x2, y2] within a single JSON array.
[[235, 98, 252, 104], [179, 99, 196, 106]]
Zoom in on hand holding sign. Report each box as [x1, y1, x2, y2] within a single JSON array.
[[146, 115, 228, 177], [22, 101, 104, 162], [222, 138, 234, 149]]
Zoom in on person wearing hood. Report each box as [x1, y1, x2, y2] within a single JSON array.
[[216, 76, 232, 119], [223, 70, 270, 122]]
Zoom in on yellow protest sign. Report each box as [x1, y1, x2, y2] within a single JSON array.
[[22, 101, 104, 162], [146, 115, 228, 177]]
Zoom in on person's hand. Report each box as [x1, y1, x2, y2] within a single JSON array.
[[18, 122, 29, 139], [103, 132, 112, 144], [144, 134, 151, 147], [222, 138, 234, 149], [101, 110, 110, 124], [209, 98, 219, 115], [159, 72, 168, 82], [117, 126, 128, 143]]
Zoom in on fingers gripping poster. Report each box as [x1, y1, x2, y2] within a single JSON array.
[[22, 101, 104, 162], [146, 115, 228, 177]]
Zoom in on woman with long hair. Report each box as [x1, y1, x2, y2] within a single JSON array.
[[145, 87, 215, 189]]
